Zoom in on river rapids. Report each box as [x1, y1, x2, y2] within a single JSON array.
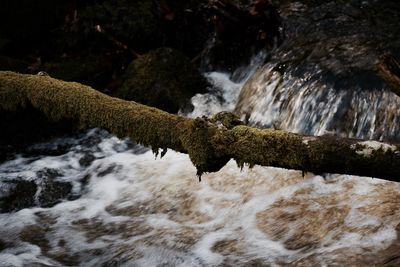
[[0, 52, 400, 266]]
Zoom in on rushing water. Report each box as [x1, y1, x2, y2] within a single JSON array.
[[0, 54, 400, 266], [235, 64, 400, 141]]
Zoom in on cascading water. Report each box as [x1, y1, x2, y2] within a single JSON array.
[[235, 64, 400, 141], [1, 49, 400, 266], [185, 51, 268, 118]]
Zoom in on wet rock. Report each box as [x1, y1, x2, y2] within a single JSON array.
[[19, 225, 50, 252], [50, 252, 81, 266], [79, 153, 96, 167], [36, 169, 73, 208], [115, 47, 209, 113], [23, 143, 72, 158], [0, 169, 73, 213], [96, 164, 122, 177], [272, 0, 400, 88], [202, 0, 281, 72], [377, 54, 400, 97], [0, 239, 6, 251], [0, 104, 77, 163], [239, 0, 400, 91], [0, 180, 37, 213], [234, 0, 400, 140], [212, 239, 242, 255]]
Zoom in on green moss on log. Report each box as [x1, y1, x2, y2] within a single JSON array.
[[0, 71, 186, 151], [229, 126, 305, 170], [0, 71, 399, 182]]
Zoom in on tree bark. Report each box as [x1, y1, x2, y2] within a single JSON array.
[[0, 71, 399, 181]]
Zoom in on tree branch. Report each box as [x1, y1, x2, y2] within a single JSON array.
[[0, 71, 399, 181]]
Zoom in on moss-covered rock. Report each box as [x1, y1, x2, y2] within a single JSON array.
[[115, 48, 209, 113]]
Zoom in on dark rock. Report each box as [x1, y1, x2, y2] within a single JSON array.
[[0, 239, 6, 251], [23, 144, 72, 158], [0, 180, 37, 213], [272, 0, 400, 89], [0, 104, 77, 163], [115, 47, 209, 113], [201, 0, 281, 72], [377, 54, 400, 97], [235, 0, 400, 140], [36, 169, 72, 208], [19, 225, 50, 252], [0, 168, 73, 213], [79, 153, 96, 167], [97, 164, 119, 177]]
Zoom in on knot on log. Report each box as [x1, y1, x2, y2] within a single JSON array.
[[180, 117, 231, 179]]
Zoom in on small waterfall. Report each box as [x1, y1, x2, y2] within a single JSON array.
[[2, 14, 400, 266], [1, 56, 400, 266], [185, 51, 268, 118], [235, 64, 400, 141]]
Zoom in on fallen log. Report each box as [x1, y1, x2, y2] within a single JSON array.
[[0, 71, 399, 181]]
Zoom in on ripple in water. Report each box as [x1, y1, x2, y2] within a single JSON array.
[[1, 53, 400, 266], [0, 129, 399, 266]]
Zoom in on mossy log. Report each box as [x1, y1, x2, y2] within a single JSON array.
[[0, 71, 399, 181]]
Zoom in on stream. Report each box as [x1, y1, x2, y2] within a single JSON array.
[[1, 50, 400, 266]]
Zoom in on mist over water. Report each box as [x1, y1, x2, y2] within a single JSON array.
[[1, 53, 400, 266]]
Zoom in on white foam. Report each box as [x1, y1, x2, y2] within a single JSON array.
[[1, 52, 400, 265], [236, 64, 400, 140], [0, 131, 399, 266]]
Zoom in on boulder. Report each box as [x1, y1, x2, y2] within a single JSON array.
[[0, 180, 37, 213], [234, 0, 400, 141], [115, 48, 209, 113], [0, 168, 73, 213]]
